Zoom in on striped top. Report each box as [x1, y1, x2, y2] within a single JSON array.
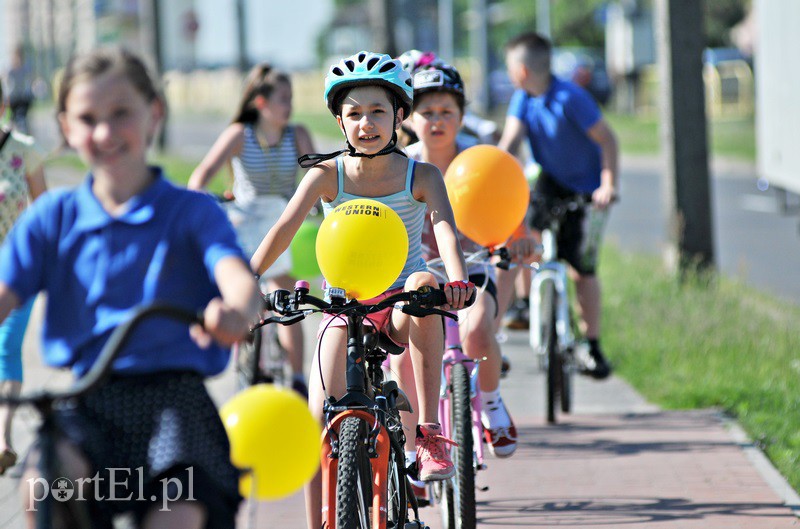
[[231, 124, 298, 202], [322, 156, 428, 291]]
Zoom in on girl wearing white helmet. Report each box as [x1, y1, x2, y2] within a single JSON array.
[[250, 50, 475, 529], [398, 52, 521, 466]]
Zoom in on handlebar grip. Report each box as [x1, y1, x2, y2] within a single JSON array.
[[418, 286, 476, 308]]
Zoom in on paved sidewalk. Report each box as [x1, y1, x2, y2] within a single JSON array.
[[235, 329, 800, 529]]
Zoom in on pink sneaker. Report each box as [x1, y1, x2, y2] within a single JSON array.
[[415, 424, 457, 482]]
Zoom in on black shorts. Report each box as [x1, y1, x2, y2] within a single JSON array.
[[529, 172, 599, 276], [54, 371, 242, 528], [468, 274, 498, 318]]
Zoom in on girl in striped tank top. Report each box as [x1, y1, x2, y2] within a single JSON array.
[[189, 63, 316, 396], [250, 51, 475, 529]]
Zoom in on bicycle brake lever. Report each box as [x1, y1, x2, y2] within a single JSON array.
[[277, 312, 308, 326]]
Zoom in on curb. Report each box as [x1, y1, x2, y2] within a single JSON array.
[[719, 411, 800, 516]]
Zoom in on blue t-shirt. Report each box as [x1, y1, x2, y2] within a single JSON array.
[[507, 77, 602, 193], [0, 168, 247, 377]]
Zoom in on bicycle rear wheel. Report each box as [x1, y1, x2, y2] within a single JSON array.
[[447, 362, 476, 529]]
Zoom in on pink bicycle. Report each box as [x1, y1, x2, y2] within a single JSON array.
[[425, 250, 504, 529]]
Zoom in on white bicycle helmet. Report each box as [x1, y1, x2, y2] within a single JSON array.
[[324, 51, 413, 117]]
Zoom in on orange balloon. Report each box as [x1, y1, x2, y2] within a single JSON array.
[[444, 145, 529, 247]]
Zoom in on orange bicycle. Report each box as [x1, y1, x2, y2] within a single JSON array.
[[259, 280, 470, 529]]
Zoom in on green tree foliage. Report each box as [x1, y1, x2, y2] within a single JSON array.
[[322, 0, 749, 63], [704, 0, 748, 47]]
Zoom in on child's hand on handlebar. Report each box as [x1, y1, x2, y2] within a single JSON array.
[[191, 298, 250, 348], [506, 224, 541, 263], [592, 183, 617, 210], [443, 280, 475, 311]]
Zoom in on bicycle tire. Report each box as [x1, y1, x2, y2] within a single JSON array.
[[236, 327, 262, 390], [337, 417, 373, 529], [560, 347, 573, 414], [449, 362, 476, 529], [541, 281, 560, 424], [261, 329, 290, 387]]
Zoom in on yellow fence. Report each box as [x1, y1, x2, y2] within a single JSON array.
[[162, 69, 329, 117], [637, 60, 754, 118]]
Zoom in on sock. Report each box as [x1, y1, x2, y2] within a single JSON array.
[[588, 338, 601, 355], [480, 389, 510, 429], [405, 450, 425, 487]]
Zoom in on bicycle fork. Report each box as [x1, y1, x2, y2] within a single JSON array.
[[439, 316, 486, 468], [321, 409, 391, 529], [529, 262, 574, 355]]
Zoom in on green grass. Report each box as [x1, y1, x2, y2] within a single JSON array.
[[605, 111, 755, 162], [43, 151, 221, 192], [600, 244, 800, 491]]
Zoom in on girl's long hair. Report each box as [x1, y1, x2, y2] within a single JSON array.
[[231, 63, 291, 125]]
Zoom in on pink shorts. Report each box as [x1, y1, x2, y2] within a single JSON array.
[[317, 288, 408, 348]]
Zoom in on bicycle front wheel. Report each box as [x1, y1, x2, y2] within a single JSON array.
[[448, 362, 476, 529], [560, 346, 573, 414], [236, 328, 262, 390], [540, 281, 561, 424], [337, 417, 373, 529]]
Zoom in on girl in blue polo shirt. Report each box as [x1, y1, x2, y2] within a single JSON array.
[[0, 47, 259, 528]]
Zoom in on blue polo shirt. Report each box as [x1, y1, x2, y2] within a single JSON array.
[[507, 77, 602, 194], [0, 168, 247, 377]]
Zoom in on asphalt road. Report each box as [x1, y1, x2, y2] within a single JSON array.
[[28, 108, 800, 306]]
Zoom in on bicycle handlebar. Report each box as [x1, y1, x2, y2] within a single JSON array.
[[256, 283, 475, 330], [427, 247, 540, 277], [0, 304, 202, 407]]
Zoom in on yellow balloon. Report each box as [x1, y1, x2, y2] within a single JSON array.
[[220, 384, 320, 500], [316, 198, 408, 300]]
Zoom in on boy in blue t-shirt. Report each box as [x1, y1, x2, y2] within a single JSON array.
[[497, 32, 619, 379]]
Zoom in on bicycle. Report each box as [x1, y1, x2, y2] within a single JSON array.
[[235, 298, 289, 389], [260, 280, 470, 529], [210, 193, 292, 391], [426, 250, 515, 529], [0, 303, 202, 529], [526, 196, 589, 424]]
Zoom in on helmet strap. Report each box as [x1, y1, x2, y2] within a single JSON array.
[[299, 97, 405, 168]]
